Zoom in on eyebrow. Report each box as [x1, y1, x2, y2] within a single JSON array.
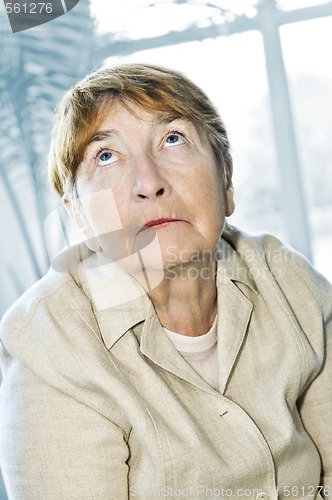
[[152, 114, 185, 126], [88, 129, 118, 144]]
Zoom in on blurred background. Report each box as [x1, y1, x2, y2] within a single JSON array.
[[0, 0, 331, 497]]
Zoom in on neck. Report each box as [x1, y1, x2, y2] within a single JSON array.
[[147, 259, 218, 337]]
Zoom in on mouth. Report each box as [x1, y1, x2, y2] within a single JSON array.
[[141, 218, 183, 231]]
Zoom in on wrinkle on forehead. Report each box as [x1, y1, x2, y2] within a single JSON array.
[[82, 99, 209, 165], [87, 115, 184, 145]]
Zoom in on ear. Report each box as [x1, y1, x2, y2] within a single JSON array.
[[225, 182, 235, 217], [62, 195, 101, 252], [62, 194, 84, 229]]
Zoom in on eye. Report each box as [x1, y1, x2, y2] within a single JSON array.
[[95, 148, 118, 167], [164, 131, 185, 148]]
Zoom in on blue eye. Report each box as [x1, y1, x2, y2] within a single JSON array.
[[100, 151, 112, 163], [100, 151, 112, 161], [165, 132, 185, 147], [95, 149, 117, 166], [166, 134, 179, 144]]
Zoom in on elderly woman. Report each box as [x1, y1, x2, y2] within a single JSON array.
[[0, 64, 331, 499]]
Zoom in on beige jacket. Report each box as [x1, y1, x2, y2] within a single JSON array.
[[0, 226, 331, 500]]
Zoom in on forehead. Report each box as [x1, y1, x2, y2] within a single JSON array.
[[94, 100, 184, 133], [86, 99, 202, 148]]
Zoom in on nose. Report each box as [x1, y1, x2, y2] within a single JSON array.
[[132, 154, 171, 200]]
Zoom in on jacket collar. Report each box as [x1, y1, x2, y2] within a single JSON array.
[[74, 249, 151, 349]]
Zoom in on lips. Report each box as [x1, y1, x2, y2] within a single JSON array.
[[143, 218, 181, 230]]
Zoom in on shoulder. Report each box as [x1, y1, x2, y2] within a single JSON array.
[[1, 242, 95, 334], [223, 223, 330, 287], [0, 266, 89, 334], [222, 223, 332, 329], [0, 243, 98, 375], [0, 259, 129, 432], [223, 222, 301, 262]]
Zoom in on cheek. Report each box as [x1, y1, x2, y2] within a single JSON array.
[[192, 164, 224, 210], [79, 187, 124, 236], [78, 185, 141, 261], [207, 167, 225, 208], [192, 169, 226, 241]]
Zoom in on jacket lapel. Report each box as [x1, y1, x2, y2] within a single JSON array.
[[216, 273, 253, 394], [215, 238, 256, 393]]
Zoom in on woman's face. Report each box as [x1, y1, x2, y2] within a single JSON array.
[[71, 100, 234, 275]]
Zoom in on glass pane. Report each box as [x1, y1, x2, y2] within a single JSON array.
[[277, 0, 332, 11], [90, 1, 220, 39], [90, 0, 259, 40], [281, 16, 332, 280]]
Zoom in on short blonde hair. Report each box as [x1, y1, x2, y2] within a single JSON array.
[[48, 63, 233, 196]]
